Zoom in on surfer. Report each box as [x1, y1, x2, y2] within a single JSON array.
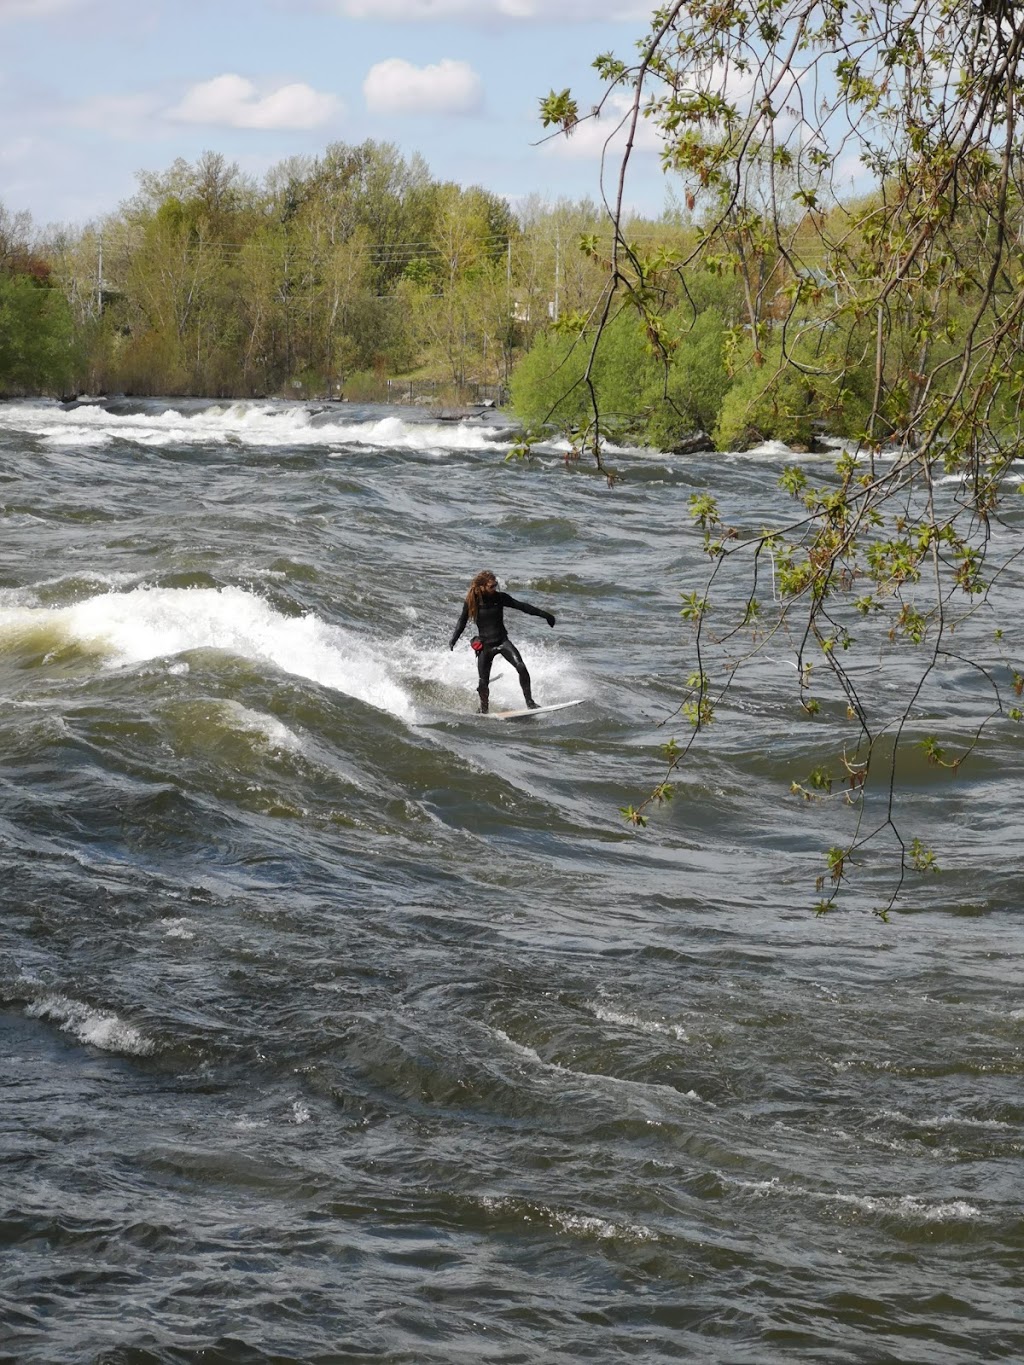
[[449, 569, 555, 713]]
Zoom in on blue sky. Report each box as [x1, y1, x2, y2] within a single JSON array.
[[0, 0, 671, 229]]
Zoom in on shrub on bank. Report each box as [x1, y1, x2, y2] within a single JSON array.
[[0, 272, 77, 397]]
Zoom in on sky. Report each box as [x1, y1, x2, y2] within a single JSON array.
[[0, 0, 672, 230]]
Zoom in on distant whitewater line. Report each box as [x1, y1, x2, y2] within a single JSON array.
[[0, 399, 514, 453], [0, 396, 795, 460], [3, 399, 959, 470]]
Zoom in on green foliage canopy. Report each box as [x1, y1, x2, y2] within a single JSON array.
[[0, 268, 75, 396]]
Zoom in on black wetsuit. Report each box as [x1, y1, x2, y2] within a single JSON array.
[[449, 591, 554, 708]]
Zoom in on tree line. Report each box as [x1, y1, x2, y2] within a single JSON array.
[[0, 143, 639, 412]]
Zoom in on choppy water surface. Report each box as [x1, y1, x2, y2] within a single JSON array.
[[1, 398, 1022, 1364]]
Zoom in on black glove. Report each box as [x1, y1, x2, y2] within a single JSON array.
[[546, 613, 556, 627]]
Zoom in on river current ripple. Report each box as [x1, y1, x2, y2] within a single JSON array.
[[1, 398, 1021, 1364]]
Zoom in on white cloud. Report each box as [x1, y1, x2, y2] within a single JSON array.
[[363, 58, 483, 117], [168, 74, 340, 130], [340, 0, 646, 19]]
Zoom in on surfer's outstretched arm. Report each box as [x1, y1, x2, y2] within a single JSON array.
[[499, 593, 555, 627], [449, 603, 469, 650]]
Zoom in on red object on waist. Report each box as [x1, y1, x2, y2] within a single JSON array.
[[470, 636, 483, 652]]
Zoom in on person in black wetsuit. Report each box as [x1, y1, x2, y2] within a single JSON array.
[[449, 569, 556, 713]]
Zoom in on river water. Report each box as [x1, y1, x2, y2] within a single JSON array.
[[1, 398, 1021, 1364]]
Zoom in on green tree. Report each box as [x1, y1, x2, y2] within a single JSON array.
[[236, 223, 291, 393], [510, 307, 653, 437], [511, 271, 737, 449], [404, 183, 516, 391], [0, 272, 75, 394], [0, 203, 76, 395], [642, 304, 732, 449]]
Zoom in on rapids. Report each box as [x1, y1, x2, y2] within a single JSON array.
[[1, 398, 1021, 1364]]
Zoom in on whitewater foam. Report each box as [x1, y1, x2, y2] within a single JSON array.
[[745, 439, 800, 459], [160, 918, 196, 940], [41, 428, 112, 448], [492, 1027, 705, 1103], [328, 413, 507, 452], [290, 1100, 313, 1124], [479, 1195, 656, 1243], [591, 1002, 689, 1041], [0, 399, 510, 453], [0, 586, 417, 721], [729, 1174, 981, 1221], [26, 993, 154, 1056], [218, 700, 304, 753]]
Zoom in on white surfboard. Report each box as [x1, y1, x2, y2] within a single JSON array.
[[488, 700, 583, 720]]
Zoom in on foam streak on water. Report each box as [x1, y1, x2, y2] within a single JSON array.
[[0, 398, 1022, 1365]]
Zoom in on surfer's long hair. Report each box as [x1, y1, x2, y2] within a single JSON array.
[[465, 569, 498, 621]]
